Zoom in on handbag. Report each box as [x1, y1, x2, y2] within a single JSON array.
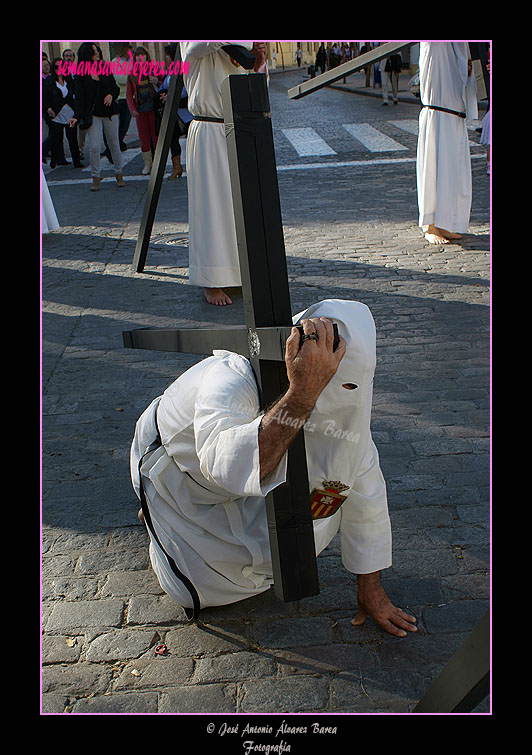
[[78, 79, 100, 130], [78, 112, 93, 130]]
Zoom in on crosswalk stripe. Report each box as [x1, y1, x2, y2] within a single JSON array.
[[389, 119, 419, 136], [343, 123, 408, 152], [46, 152, 488, 186], [45, 121, 488, 185], [390, 118, 485, 147], [281, 127, 337, 156]]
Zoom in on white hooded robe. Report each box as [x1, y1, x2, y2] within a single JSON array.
[[130, 300, 392, 609], [416, 42, 478, 233], [181, 42, 256, 288]]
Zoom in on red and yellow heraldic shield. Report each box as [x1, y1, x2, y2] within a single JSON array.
[[310, 480, 350, 520]]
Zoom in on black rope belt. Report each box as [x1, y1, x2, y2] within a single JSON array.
[[138, 404, 201, 622], [192, 115, 224, 123], [422, 103, 466, 119]]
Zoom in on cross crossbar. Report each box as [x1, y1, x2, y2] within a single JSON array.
[[288, 42, 413, 100], [123, 325, 294, 361]]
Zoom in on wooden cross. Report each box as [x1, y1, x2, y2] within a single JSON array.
[[124, 63, 319, 602], [287, 40, 489, 105], [413, 611, 490, 713], [287, 42, 413, 100]]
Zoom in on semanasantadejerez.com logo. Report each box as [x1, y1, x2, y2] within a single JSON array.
[[57, 53, 190, 79]]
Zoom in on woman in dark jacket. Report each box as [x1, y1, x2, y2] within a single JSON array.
[[43, 58, 82, 169], [315, 45, 327, 74], [68, 42, 125, 191]]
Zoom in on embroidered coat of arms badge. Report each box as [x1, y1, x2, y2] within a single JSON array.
[[310, 480, 350, 520]]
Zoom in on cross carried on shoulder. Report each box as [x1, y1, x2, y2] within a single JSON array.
[[124, 55, 319, 603], [286, 41, 489, 102], [287, 41, 413, 99]]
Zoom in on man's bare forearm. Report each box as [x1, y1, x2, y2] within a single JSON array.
[[258, 388, 315, 481], [257, 318, 347, 482]]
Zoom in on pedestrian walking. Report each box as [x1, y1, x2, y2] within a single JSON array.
[[315, 45, 326, 74], [127, 46, 159, 175], [43, 58, 83, 169], [360, 43, 373, 87], [380, 52, 401, 106], [105, 42, 133, 156], [155, 43, 192, 180], [68, 42, 125, 191]]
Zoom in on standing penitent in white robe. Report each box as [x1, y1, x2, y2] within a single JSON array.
[[130, 300, 392, 610], [416, 42, 478, 234], [181, 42, 258, 288]]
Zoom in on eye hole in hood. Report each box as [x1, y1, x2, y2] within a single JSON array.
[[342, 383, 358, 390]]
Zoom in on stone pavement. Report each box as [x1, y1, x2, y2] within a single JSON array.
[[41, 79, 490, 718]]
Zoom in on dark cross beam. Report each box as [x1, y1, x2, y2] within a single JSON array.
[[288, 42, 413, 100], [123, 71, 319, 603], [413, 610, 490, 713], [289, 40, 490, 106], [132, 43, 184, 273]]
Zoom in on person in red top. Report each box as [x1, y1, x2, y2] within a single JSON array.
[[127, 46, 159, 175]]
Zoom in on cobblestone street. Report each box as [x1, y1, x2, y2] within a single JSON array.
[[41, 67, 490, 719]]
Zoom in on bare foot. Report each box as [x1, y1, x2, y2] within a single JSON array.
[[204, 287, 233, 306], [351, 571, 417, 637], [439, 229, 462, 240], [424, 224, 462, 244], [425, 231, 449, 245]]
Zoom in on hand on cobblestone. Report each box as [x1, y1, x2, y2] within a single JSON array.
[[352, 571, 417, 638]]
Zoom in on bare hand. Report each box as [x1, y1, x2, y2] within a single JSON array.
[[285, 317, 346, 413], [352, 572, 417, 638], [103, 94, 113, 106], [68, 117, 77, 127], [252, 42, 267, 72], [257, 318, 345, 480]]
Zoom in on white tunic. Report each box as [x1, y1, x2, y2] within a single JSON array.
[[130, 300, 392, 609], [42, 169, 59, 233], [416, 42, 478, 233], [181, 42, 254, 288]]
